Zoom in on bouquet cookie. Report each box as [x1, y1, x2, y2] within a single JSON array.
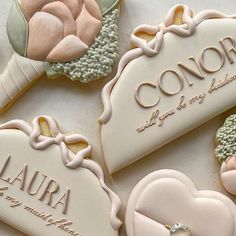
[[0, 0, 119, 111]]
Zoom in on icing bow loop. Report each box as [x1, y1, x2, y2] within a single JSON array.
[[131, 4, 197, 57], [29, 116, 92, 169]]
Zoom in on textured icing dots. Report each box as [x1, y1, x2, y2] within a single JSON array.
[[215, 115, 236, 163], [48, 9, 119, 83]]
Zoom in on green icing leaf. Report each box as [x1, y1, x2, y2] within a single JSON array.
[[7, 0, 28, 56], [96, 0, 119, 15]]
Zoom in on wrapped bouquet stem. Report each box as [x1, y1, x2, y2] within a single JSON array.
[[0, 53, 44, 109]]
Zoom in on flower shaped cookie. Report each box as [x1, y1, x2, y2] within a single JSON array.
[[7, 0, 119, 82], [0, 0, 119, 112], [13, 0, 103, 62]]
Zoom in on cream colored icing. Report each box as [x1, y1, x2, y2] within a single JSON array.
[[0, 52, 45, 108], [100, 5, 236, 173], [126, 170, 236, 236], [21, 0, 102, 62], [221, 155, 236, 195], [99, 5, 236, 123], [0, 116, 121, 235]]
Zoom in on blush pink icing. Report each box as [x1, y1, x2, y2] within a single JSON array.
[[21, 0, 103, 62], [126, 170, 236, 236], [221, 155, 236, 195]]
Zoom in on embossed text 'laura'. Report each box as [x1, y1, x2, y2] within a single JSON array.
[[0, 155, 70, 214]]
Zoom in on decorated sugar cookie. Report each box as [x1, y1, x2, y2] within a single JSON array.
[[0, 0, 119, 111], [99, 4, 236, 173], [125, 170, 236, 236], [216, 115, 236, 195], [0, 116, 121, 236]]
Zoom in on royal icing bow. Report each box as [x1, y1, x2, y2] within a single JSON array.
[[0, 115, 122, 230], [0, 116, 91, 169], [131, 5, 196, 57], [30, 116, 92, 169], [99, 4, 236, 123]]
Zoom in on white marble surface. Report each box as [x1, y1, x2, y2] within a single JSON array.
[[0, 0, 236, 235]]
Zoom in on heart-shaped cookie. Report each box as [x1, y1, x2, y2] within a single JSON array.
[[126, 170, 236, 236], [0, 116, 121, 236]]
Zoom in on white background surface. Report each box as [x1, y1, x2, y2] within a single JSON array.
[[0, 0, 236, 235]]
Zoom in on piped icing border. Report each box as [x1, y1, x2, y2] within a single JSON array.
[[0, 115, 122, 230], [99, 4, 236, 124]]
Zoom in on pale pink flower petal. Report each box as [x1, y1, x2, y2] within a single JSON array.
[[84, 0, 103, 21], [21, 0, 54, 20], [46, 35, 88, 62], [27, 12, 64, 61], [61, 0, 83, 19], [76, 5, 102, 46], [41, 1, 76, 37]]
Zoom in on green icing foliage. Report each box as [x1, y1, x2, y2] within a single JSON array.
[[215, 115, 236, 163], [96, 0, 119, 15], [7, 0, 28, 56], [46, 9, 119, 83]]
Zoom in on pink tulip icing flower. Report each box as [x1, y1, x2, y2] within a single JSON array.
[[0, 0, 119, 111]]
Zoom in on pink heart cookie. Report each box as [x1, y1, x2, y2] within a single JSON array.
[[126, 170, 236, 236]]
